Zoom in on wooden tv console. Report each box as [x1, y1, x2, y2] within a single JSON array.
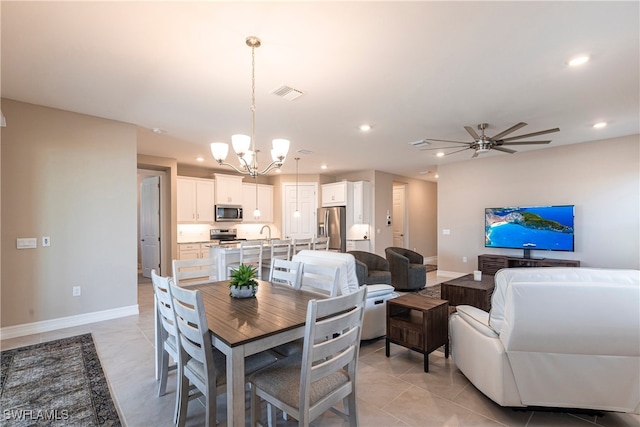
[[478, 254, 580, 275]]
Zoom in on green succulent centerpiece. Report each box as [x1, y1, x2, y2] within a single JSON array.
[[228, 263, 259, 298]]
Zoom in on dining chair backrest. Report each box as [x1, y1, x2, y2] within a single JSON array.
[[249, 286, 368, 426], [172, 257, 216, 287], [269, 239, 292, 261], [298, 263, 340, 297], [239, 240, 264, 279], [312, 236, 330, 251], [292, 238, 313, 255], [269, 259, 303, 288], [151, 269, 180, 404], [169, 281, 220, 426]]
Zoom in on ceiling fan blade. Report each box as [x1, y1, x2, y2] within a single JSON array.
[[423, 138, 473, 144], [444, 147, 472, 156], [471, 151, 479, 158], [492, 146, 517, 154], [420, 145, 469, 151], [464, 126, 480, 140], [490, 122, 527, 141], [500, 127, 560, 142], [499, 140, 551, 146]]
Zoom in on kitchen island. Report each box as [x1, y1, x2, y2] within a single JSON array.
[[209, 242, 274, 281]]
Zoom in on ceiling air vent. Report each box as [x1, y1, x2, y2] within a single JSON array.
[[270, 85, 304, 101]]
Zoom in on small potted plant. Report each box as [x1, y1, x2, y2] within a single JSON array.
[[228, 263, 259, 298]]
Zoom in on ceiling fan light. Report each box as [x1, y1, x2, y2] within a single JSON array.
[[210, 142, 229, 161], [593, 122, 607, 129]]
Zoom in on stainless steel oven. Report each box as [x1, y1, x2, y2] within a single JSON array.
[[215, 205, 243, 222]]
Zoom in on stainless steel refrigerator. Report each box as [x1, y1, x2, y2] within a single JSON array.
[[317, 206, 346, 252]]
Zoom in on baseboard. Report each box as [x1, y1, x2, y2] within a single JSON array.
[[0, 305, 139, 340], [437, 270, 467, 278], [424, 256, 438, 265]]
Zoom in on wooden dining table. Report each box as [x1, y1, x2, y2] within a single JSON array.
[[188, 279, 322, 426]]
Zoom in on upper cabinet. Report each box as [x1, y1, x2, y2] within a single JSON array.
[[321, 181, 353, 207], [214, 174, 243, 205], [177, 177, 215, 223], [242, 183, 274, 223], [352, 181, 371, 224]]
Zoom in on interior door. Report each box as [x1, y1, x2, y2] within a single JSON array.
[[283, 182, 317, 240], [141, 176, 161, 277], [393, 183, 407, 248]]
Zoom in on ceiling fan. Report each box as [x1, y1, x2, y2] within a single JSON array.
[[419, 122, 560, 158]]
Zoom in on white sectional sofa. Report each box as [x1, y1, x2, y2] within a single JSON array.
[[449, 267, 640, 414]]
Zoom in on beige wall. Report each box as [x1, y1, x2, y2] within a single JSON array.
[[1, 99, 138, 327], [438, 135, 640, 273]]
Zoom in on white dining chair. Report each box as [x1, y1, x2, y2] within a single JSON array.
[[269, 259, 302, 289], [249, 286, 368, 427], [150, 270, 180, 423], [269, 239, 292, 261], [227, 240, 264, 279], [172, 257, 216, 287], [312, 236, 330, 251], [297, 263, 340, 297], [292, 238, 312, 255], [169, 281, 277, 427]]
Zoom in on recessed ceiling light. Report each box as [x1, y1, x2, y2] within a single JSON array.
[[359, 124, 371, 132], [435, 174, 439, 179], [436, 152, 445, 157], [151, 127, 166, 134], [196, 156, 204, 162], [418, 170, 431, 175], [320, 164, 327, 170], [593, 122, 607, 129], [568, 55, 590, 67]]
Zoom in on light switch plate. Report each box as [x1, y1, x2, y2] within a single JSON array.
[[42, 236, 51, 247], [17, 238, 37, 249]]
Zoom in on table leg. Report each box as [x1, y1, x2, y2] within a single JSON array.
[[226, 347, 246, 426], [385, 338, 390, 357], [445, 342, 449, 359], [423, 354, 429, 373]]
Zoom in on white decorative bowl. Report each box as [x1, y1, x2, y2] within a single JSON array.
[[229, 285, 258, 298]]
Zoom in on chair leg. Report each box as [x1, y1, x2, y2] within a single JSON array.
[[205, 381, 216, 427], [250, 385, 260, 427], [346, 392, 358, 427], [177, 374, 190, 427], [157, 348, 169, 397]]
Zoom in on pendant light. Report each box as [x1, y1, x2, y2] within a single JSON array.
[[293, 157, 301, 218], [253, 175, 261, 219]]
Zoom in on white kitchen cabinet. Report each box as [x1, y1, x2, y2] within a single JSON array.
[[242, 183, 274, 223], [177, 177, 215, 223], [178, 243, 211, 260], [214, 174, 243, 205], [352, 181, 371, 224], [347, 239, 371, 251], [321, 181, 352, 207]]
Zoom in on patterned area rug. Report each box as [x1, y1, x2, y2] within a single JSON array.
[[0, 333, 121, 426], [419, 284, 441, 298]]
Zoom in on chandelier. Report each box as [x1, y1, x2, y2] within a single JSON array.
[[210, 36, 290, 178]]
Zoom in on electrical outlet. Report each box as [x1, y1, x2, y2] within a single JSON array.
[[42, 236, 51, 247], [72, 286, 81, 297]]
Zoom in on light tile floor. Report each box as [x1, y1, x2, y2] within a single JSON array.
[[2, 271, 639, 427]]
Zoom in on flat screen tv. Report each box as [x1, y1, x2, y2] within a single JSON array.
[[485, 205, 575, 258]]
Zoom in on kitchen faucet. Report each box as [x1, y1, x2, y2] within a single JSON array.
[[260, 225, 272, 241]]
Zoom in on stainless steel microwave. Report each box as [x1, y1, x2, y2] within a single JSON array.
[[215, 205, 243, 222]]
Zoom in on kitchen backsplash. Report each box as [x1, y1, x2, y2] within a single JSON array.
[[177, 223, 280, 243]]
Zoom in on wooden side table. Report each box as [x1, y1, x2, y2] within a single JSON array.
[[385, 293, 449, 372], [441, 274, 494, 311]]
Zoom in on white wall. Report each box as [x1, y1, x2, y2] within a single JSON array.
[[1, 99, 138, 328], [438, 135, 639, 273]]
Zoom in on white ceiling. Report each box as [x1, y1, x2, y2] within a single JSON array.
[[2, 1, 638, 181]]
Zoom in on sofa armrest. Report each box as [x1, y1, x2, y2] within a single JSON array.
[[455, 305, 498, 338]]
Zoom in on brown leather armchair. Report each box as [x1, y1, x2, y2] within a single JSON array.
[[384, 247, 427, 291], [347, 250, 392, 286]]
